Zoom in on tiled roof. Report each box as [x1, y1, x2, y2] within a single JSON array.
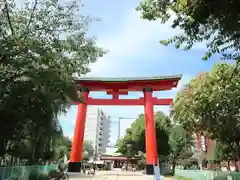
[[75, 75, 182, 82]]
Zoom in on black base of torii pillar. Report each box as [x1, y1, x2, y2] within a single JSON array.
[[145, 164, 154, 175]]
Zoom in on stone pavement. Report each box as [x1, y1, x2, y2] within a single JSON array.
[[68, 170, 176, 180]]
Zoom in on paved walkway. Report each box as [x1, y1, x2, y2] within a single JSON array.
[[68, 170, 176, 180]]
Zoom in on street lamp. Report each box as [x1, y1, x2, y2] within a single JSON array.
[[118, 117, 122, 141], [117, 117, 137, 142], [109, 116, 137, 144]]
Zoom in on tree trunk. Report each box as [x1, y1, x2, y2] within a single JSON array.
[[227, 160, 230, 170], [34, 134, 43, 162], [172, 159, 176, 176], [233, 160, 239, 172], [197, 157, 203, 170], [10, 155, 13, 166], [234, 141, 240, 172], [29, 133, 41, 165]]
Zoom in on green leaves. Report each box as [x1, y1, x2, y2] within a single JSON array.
[[116, 111, 194, 173], [83, 140, 94, 159], [169, 125, 193, 157], [54, 136, 72, 161], [171, 63, 240, 162], [0, 0, 104, 163], [137, 0, 240, 62], [117, 112, 171, 157]]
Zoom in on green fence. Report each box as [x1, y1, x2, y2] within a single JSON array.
[[0, 165, 57, 180], [175, 169, 240, 180]]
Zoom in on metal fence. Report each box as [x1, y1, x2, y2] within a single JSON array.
[[0, 165, 57, 180], [175, 169, 240, 180]]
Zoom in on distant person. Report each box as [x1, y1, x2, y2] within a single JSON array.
[[88, 166, 95, 175], [82, 166, 86, 174], [132, 165, 136, 172], [122, 163, 126, 171]]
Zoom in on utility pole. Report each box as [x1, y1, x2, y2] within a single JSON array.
[[109, 117, 122, 143], [109, 116, 137, 144], [116, 117, 137, 142], [118, 117, 122, 141]]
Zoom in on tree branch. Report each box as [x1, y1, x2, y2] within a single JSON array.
[[3, 0, 14, 35], [20, 0, 38, 40], [26, 0, 38, 33]]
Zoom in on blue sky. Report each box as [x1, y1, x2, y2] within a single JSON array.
[[59, 0, 221, 144]]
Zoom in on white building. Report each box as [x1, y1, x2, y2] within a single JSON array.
[[84, 107, 110, 159]]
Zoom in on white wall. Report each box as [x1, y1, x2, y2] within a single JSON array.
[[83, 107, 110, 159]]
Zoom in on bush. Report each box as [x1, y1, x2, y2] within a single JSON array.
[[213, 172, 240, 180], [175, 176, 193, 180], [10, 175, 21, 180], [162, 171, 173, 176], [161, 168, 173, 176], [28, 171, 50, 180]]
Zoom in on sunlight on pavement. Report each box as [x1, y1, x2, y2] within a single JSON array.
[[68, 171, 176, 180]]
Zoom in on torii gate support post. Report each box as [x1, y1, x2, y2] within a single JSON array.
[[68, 87, 89, 172], [144, 87, 158, 175]]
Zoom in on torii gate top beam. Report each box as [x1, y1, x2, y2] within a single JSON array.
[[74, 75, 182, 92]]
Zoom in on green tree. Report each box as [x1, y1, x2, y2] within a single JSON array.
[[170, 72, 210, 133], [137, 0, 240, 62], [117, 128, 139, 157], [0, 0, 104, 163], [117, 112, 171, 158], [171, 63, 240, 170], [168, 125, 194, 175], [214, 141, 232, 169], [83, 140, 94, 160], [54, 136, 72, 161]]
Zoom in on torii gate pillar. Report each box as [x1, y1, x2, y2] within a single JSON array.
[[68, 87, 89, 172], [144, 87, 158, 174]]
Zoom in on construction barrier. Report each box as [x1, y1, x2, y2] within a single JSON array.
[[0, 165, 57, 180], [175, 169, 240, 180]]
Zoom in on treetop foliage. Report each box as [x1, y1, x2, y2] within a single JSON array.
[[137, 0, 240, 62], [171, 63, 240, 164], [0, 0, 104, 164]]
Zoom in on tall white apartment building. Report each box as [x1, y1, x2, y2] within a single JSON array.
[[84, 107, 110, 159]]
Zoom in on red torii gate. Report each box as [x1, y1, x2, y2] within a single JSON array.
[[68, 75, 181, 175]]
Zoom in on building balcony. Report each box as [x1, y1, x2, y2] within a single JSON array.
[[99, 123, 104, 130]]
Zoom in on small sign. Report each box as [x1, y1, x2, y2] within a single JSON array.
[[154, 165, 161, 180]]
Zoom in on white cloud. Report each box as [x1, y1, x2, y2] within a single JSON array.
[[60, 9, 196, 142], [86, 10, 182, 77]]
